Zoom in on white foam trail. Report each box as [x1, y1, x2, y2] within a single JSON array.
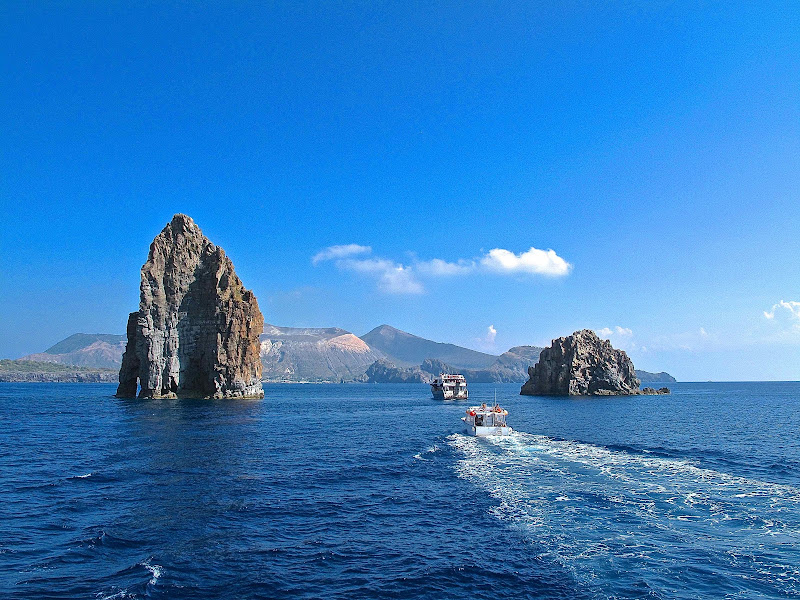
[[413, 444, 440, 461], [97, 591, 133, 599], [95, 560, 161, 599], [142, 559, 163, 586], [447, 431, 800, 596]]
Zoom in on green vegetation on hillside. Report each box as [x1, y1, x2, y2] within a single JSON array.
[[0, 359, 116, 374]]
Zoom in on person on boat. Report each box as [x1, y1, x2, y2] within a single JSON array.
[[480, 403, 487, 410]]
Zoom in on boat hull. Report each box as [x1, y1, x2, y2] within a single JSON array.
[[432, 390, 468, 401], [461, 418, 512, 436]]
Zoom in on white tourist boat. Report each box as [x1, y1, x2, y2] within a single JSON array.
[[462, 403, 512, 436], [431, 373, 468, 400]]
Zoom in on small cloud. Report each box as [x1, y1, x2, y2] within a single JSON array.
[[380, 265, 423, 295], [480, 247, 572, 277], [312, 244, 372, 265], [762, 301, 800, 343], [474, 324, 498, 350], [597, 326, 632, 338], [415, 258, 475, 276], [764, 300, 800, 321], [699, 327, 708, 337], [339, 258, 424, 295]]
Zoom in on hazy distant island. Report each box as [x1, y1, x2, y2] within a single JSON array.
[[0, 359, 117, 383], [6, 325, 676, 388], [357, 349, 544, 384], [634, 370, 677, 383]]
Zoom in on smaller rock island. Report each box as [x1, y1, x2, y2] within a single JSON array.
[[116, 214, 264, 399], [520, 329, 669, 396]]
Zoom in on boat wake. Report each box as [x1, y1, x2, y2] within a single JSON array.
[[448, 431, 800, 599], [413, 444, 441, 461], [95, 558, 163, 600]]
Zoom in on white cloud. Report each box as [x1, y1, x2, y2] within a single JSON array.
[[312, 244, 424, 295], [764, 300, 800, 321], [312, 244, 372, 265], [380, 266, 424, 295], [480, 247, 572, 277], [313, 243, 572, 294], [415, 258, 475, 276], [598, 326, 633, 338], [762, 301, 800, 343], [474, 324, 498, 351], [339, 258, 424, 295]]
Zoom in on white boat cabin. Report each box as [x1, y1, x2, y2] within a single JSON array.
[[462, 404, 512, 436]]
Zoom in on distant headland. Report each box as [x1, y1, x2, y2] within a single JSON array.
[[5, 324, 676, 389]]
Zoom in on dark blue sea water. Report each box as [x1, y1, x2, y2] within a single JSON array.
[[2, 382, 799, 599]]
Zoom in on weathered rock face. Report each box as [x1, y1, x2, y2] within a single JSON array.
[[520, 329, 640, 396], [116, 214, 264, 399]]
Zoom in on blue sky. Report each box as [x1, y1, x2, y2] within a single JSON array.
[[1, 2, 798, 380]]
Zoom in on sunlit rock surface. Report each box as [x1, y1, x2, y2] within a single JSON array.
[[521, 329, 641, 396], [116, 214, 263, 399]]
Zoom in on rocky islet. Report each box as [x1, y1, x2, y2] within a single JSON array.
[[521, 329, 669, 396], [116, 214, 264, 399]]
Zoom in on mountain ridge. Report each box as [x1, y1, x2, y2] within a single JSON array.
[[635, 370, 677, 383], [20, 333, 127, 368], [13, 327, 675, 384], [360, 324, 498, 369], [260, 324, 386, 382]]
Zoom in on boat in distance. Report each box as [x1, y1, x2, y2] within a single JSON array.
[[431, 373, 468, 400], [462, 403, 512, 436]]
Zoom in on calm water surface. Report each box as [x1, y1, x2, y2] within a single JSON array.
[[1, 382, 799, 599]]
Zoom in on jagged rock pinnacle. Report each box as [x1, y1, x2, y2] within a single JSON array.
[[116, 214, 264, 399], [520, 329, 640, 396]]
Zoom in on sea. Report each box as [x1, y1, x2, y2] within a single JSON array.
[[1, 381, 799, 599]]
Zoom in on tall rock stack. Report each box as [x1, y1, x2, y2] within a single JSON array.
[[116, 214, 264, 399], [520, 329, 640, 396]]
